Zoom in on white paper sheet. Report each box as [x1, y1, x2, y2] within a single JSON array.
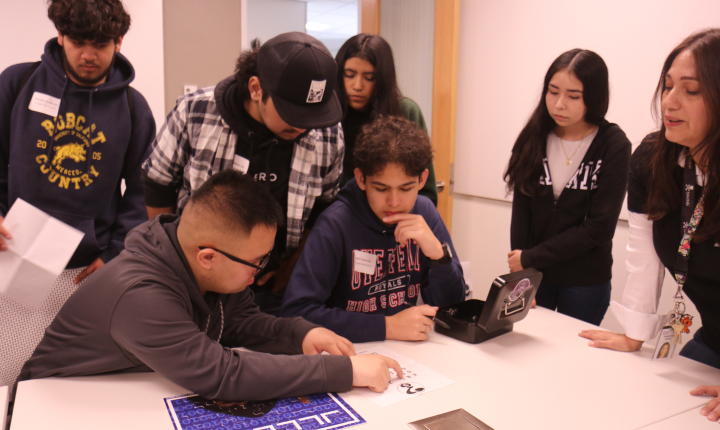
[[355, 346, 455, 407], [0, 199, 84, 308]]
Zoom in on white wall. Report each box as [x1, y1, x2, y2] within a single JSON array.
[[247, 0, 306, 45], [381, 0, 434, 134], [0, 0, 166, 130], [454, 0, 720, 206]]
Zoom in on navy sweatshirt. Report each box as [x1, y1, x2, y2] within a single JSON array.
[[0, 39, 156, 268], [280, 179, 465, 342]]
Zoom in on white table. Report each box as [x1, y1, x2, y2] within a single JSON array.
[[640, 406, 719, 429], [1, 385, 7, 430], [10, 307, 720, 430]]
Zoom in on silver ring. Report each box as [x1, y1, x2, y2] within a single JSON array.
[[422, 325, 429, 334]]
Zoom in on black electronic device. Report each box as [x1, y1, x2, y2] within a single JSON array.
[[434, 268, 542, 344]]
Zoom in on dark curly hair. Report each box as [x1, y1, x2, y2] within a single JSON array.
[[354, 116, 433, 178], [48, 0, 130, 42], [234, 38, 270, 102]]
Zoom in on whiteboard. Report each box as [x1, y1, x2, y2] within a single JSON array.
[[454, 0, 720, 220]]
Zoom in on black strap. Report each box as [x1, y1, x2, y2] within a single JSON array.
[[675, 155, 699, 278], [681, 154, 696, 232], [127, 86, 134, 115], [13, 61, 41, 107]]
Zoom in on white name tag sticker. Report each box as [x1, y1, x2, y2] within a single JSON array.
[[28, 92, 61, 117], [233, 155, 250, 174], [353, 250, 377, 276]]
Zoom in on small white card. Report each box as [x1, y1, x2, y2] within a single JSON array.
[[354, 346, 455, 406], [28, 92, 61, 117], [357, 363, 454, 407], [353, 250, 377, 275], [233, 155, 250, 174], [0, 199, 84, 308]]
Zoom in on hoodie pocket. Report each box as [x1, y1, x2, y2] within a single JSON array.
[[43, 209, 99, 259]]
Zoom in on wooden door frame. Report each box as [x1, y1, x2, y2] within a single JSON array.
[[360, 0, 380, 34], [431, 0, 460, 232], [359, 0, 460, 232]]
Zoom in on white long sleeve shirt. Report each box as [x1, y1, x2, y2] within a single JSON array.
[[610, 151, 706, 341]]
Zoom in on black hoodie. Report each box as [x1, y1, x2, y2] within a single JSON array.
[[511, 120, 631, 287], [20, 215, 353, 400]]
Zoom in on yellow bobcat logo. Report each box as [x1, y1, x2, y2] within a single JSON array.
[[52, 143, 86, 166]]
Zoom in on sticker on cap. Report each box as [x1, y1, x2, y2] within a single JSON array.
[[306, 80, 326, 103]]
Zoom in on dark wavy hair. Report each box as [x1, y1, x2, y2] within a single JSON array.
[[354, 116, 433, 178], [504, 49, 609, 196], [48, 0, 130, 42], [234, 38, 270, 102], [335, 34, 403, 117], [646, 28, 720, 242]]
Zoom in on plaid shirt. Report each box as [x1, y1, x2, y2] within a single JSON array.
[[142, 86, 344, 256]]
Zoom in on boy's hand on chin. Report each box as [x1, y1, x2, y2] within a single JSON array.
[[383, 213, 444, 260]]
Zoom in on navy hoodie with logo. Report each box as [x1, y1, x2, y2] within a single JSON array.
[[0, 39, 156, 268], [280, 179, 465, 342]]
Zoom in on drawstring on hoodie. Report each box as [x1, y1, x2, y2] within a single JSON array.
[[45, 79, 69, 161], [205, 300, 224, 343], [85, 90, 95, 172], [265, 139, 278, 189]]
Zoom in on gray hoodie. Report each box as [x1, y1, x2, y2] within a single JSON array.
[[20, 215, 353, 400]]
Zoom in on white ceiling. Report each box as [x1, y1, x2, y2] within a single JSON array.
[[302, 0, 358, 39]]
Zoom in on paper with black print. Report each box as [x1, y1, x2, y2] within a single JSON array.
[[355, 346, 454, 407], [0, 199, 83, 308]]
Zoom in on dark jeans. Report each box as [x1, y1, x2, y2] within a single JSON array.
[[680, 328, 720, 369], [535, 281, 611, 326]]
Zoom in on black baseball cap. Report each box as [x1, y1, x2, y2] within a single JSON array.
[[257, 32, 342, 130]]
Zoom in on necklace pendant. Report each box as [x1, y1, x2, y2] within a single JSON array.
[[565, 159, 572, 166]]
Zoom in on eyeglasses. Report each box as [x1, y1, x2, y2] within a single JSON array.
[[199, 245, 273, 274]]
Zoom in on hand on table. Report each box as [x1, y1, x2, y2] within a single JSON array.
[[578, 329, 644, 352], [74, 257, 104, 284], [302, 327, 355, 356], [383, 214, 444, 260], [386, 305, 437, 341], [0, 215, 10, 251], [350, 354, 403, 392], [508, 250, 523, 272], [691, 385, 720, 421]]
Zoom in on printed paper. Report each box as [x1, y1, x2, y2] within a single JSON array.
[[0, 199, 84, 308], [354, 346, 455, 407]]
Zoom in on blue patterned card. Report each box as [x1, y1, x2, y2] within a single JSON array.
[[164, 392, 365, 430]]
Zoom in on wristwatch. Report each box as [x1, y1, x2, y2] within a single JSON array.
[[428, 242, 453, 267]]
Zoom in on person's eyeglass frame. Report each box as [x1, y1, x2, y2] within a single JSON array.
[[198, 245, 273, 274]]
